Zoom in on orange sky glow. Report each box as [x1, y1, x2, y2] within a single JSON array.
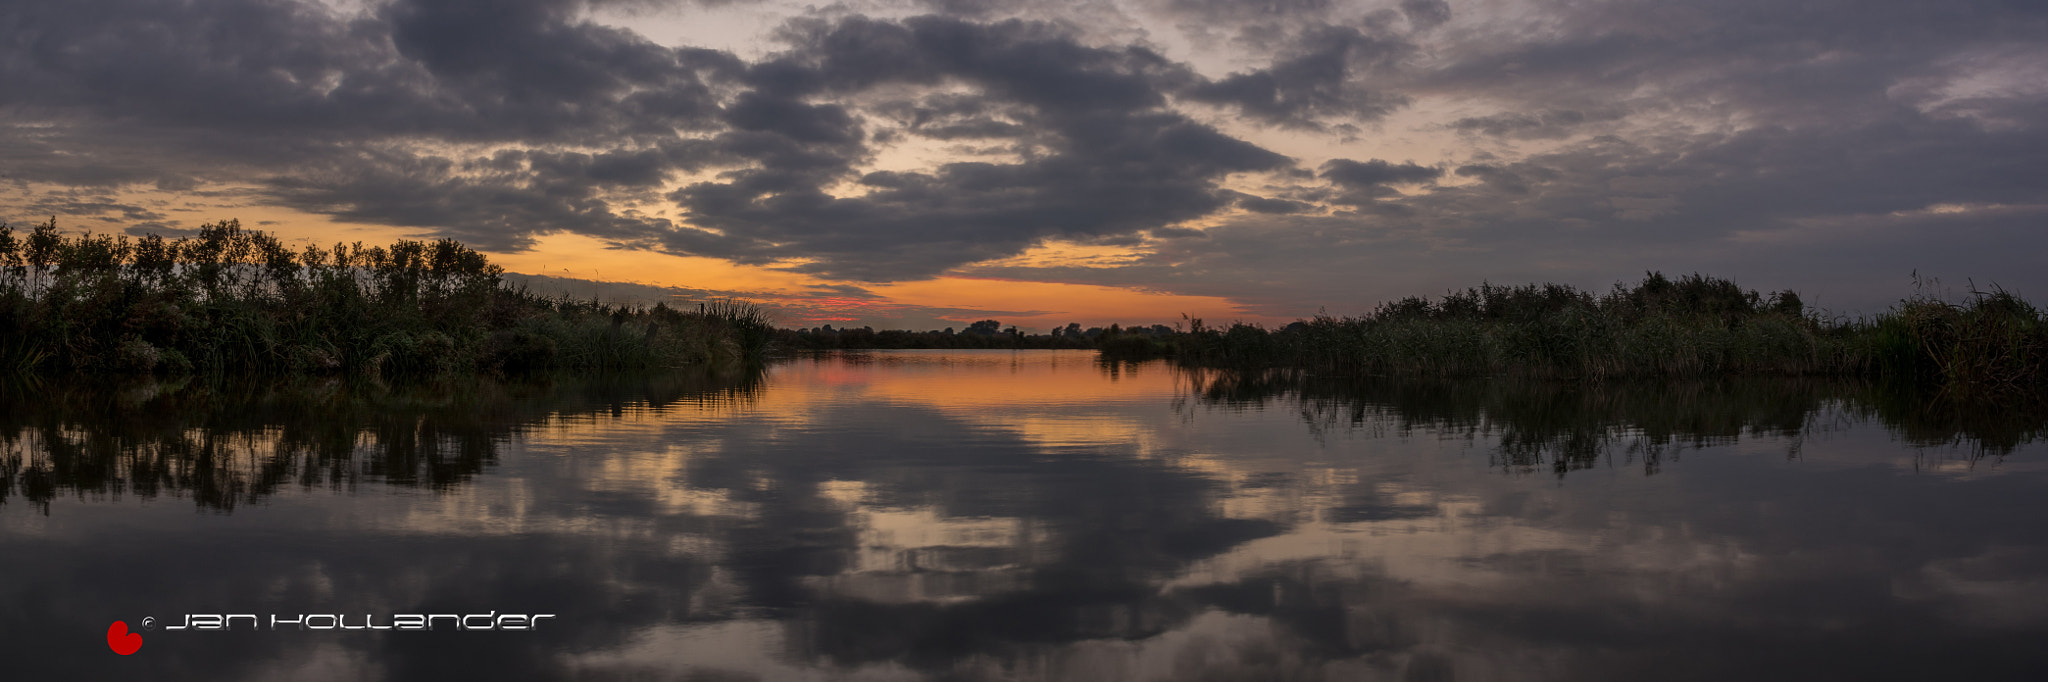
[[488, 232, 1271, 331]]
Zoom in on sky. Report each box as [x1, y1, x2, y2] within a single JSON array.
[[3, 0, 2045, 331]]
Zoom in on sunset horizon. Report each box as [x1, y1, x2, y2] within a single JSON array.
[[7, 0, 2043, 331]]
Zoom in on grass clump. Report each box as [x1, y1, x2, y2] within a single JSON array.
[[1858, 281, 2047, 393], [0, 218, 772, 376]]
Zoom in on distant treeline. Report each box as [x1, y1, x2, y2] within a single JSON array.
[[1103, 273, 2047, 395], [0, 218, 771, 375], [775, 318, 1166, 350]]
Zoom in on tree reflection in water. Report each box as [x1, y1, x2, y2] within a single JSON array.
[[1176, 368, 2047, 475], [4, 354, 2047, 681], [0, 371, 763, 512]]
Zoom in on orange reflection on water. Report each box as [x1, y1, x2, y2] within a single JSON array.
[[773, 350, 1172, 407]]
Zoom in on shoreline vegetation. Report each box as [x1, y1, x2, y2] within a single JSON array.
[[7, 217, 2041, 396], [0, 219, 770, 376], [1110, 273, 2047, 393], [1157, 275, 2044, 396]]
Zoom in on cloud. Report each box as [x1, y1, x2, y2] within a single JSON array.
[[1447, 108, 1624, 139], [1315, 157, 1441, 207], [8, 188, 167, 225], [1233, 193, 1318, 215], [1181, 24, 1414, 129], [261, 143, 709, 251], [1399, 0, 1451, 31], [656, 15, 1289, 280], [1453, 164, 1531, 194], [978, 108, 2048, 316], [1319, 158, 1441, 188], [3, 0, 2048, 318]]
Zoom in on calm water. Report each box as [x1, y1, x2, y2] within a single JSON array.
[[4, 350, 2047, 680]]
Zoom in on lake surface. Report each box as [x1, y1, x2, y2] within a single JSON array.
[[4, 349, 2047, 681]]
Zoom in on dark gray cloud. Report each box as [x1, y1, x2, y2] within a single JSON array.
[[1411, 0, 2048, 126], [1153, 0, 1335, 24], [1399, 0, 1451, 31], [9, 188, 167, 225], [0, 0, 753, 265], [1448, 108, 1624, 139], [1320, 158, 1441, 188], [1317, 157, 1441, 207], [659, 15, 1289, 280], [1, 0, 742, 144], [379, 0, 741, 138], [1233, 192, 1318, 215], [1182, 24, 1414, 129], [1453, 164, 1531, 194], [263, 146, 695, 251]]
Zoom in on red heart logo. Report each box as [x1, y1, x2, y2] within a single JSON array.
[[107, 621, 143, 656]]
